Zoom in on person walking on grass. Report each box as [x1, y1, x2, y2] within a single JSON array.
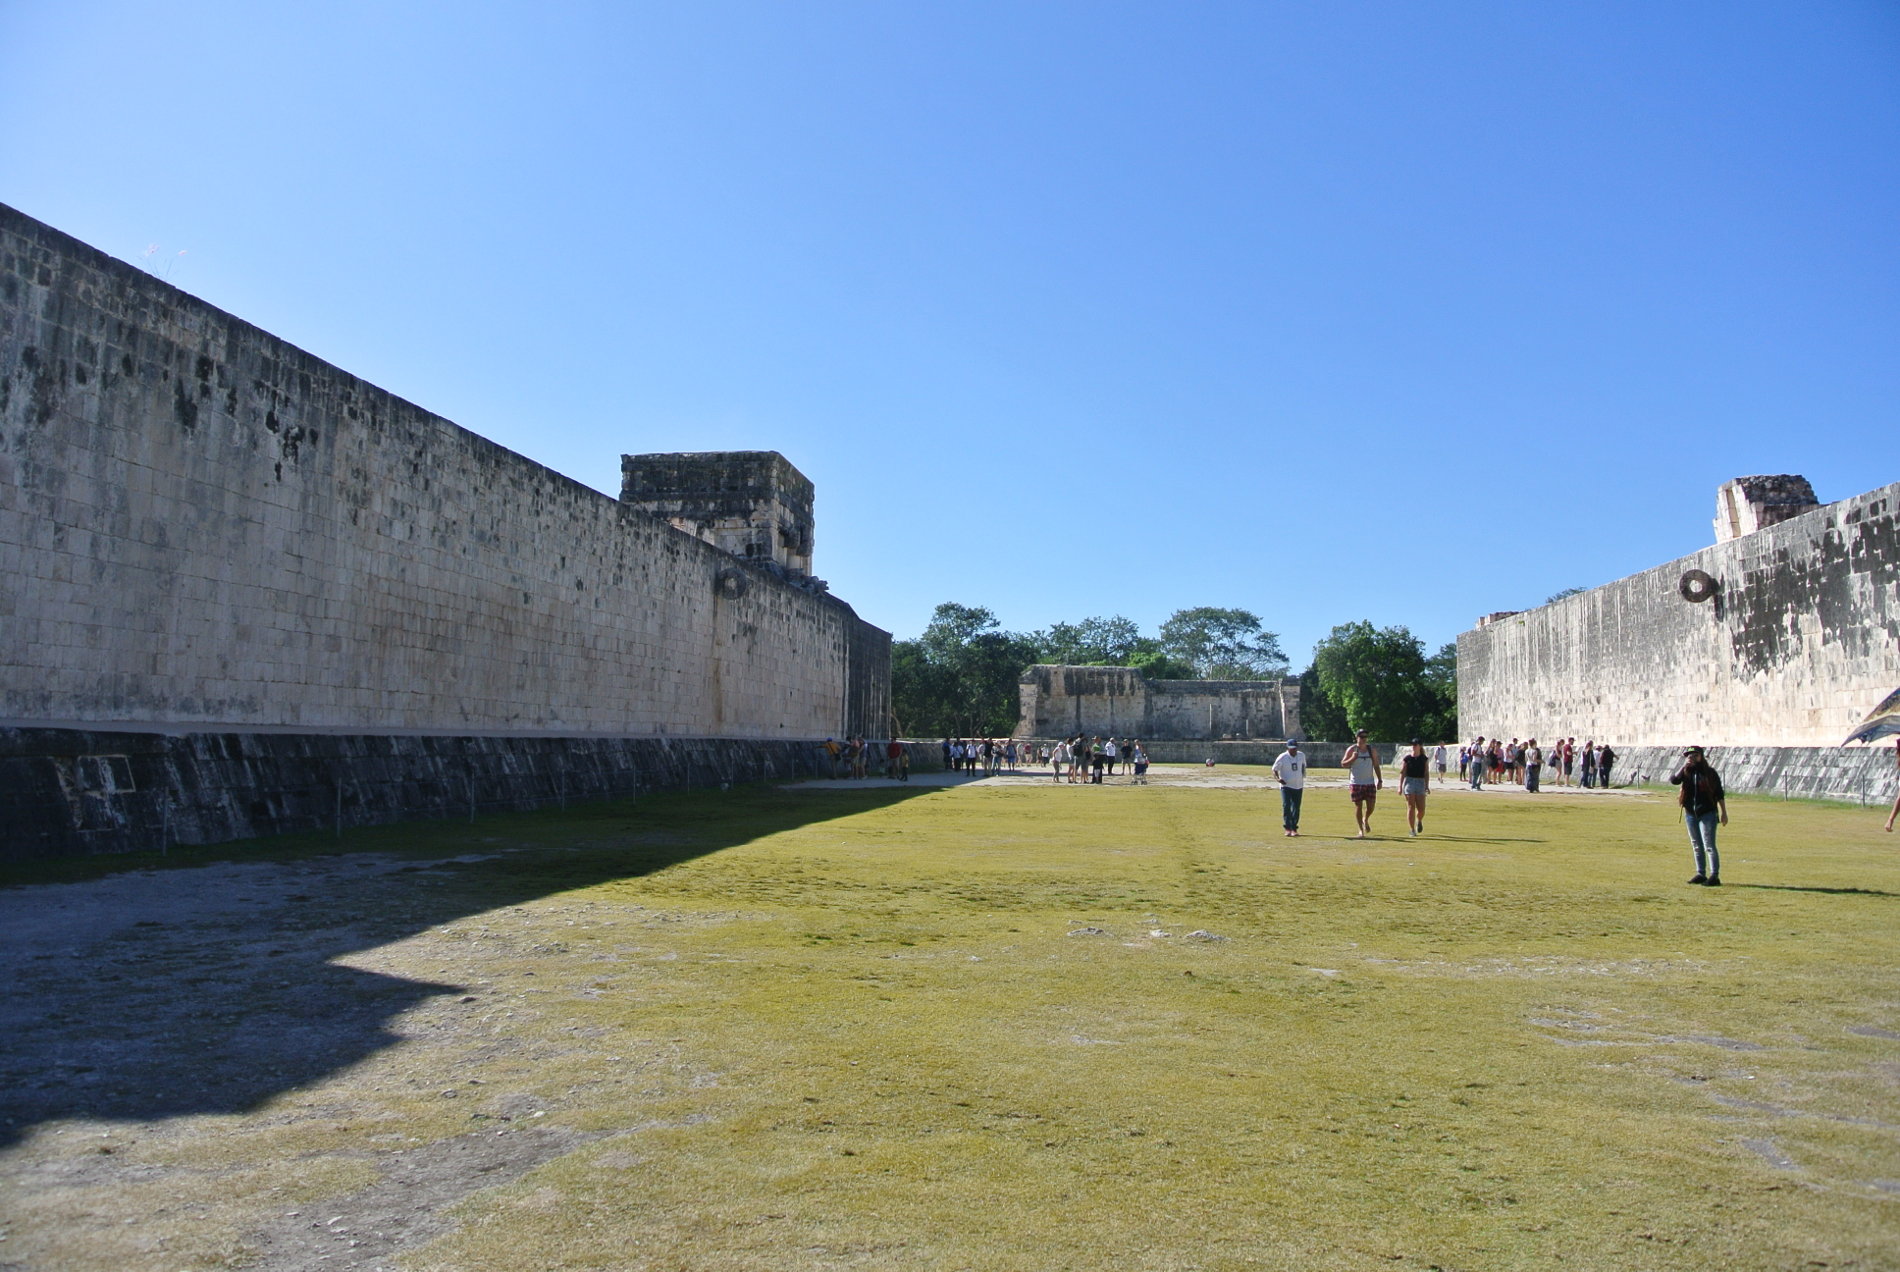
[[1669, 746, 1728, 886], [1399, 739, 1431, 835], [1272, 738, 1307, 836], [1343, 728, 1383, 838]]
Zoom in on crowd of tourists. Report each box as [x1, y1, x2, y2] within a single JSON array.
[[939, 737, 1027, 775], [1043, 735, 1150, 784], [936, 736, 1152, 784], [1458, 736, 1617, 792]]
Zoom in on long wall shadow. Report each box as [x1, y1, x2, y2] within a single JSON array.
[[0, 782, 937, 1149]]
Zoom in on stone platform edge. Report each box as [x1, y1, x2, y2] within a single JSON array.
[[0, 729, 943, 862]]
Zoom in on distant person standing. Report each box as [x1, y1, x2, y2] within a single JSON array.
[[1433, 743, 1448, 780], [1343, 729, 1383, 837], [1524, 739, 1543, 793], [1580, 741, 1597, 788], [1091, 736, 1107, 784], [886, 737, 909, 781], [1272, 738, 1307, 836], [1669, 746, 1728, 885], [1596, 743, 1616, 788], [1130, 740, 1150, 784], [1102, 737, 1119, 777], [1468, 737, 1486, 790], [1399, 739, 1431, 835]]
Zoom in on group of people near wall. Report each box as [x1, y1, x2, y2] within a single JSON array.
[[1461, 737, 1616, 793], [822, 736, 911, 781], [1045, 735, 1150, 784], [941, 737, 1022, 775]]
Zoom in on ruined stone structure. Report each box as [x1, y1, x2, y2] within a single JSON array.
[[1014, 665, 1300, 742], [0, 203, 890, 857], [1458, 477, 1899, 800], [1714, 474, 1820, 544], [621, 451, 817, 583]]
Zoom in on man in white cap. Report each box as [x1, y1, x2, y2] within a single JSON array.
[[1272, 738, 1307, 836]]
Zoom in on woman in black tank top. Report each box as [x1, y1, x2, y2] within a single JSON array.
[[1400, 741, 1431, 836]]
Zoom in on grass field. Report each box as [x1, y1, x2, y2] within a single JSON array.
[[2, 766, 1897, 1271]]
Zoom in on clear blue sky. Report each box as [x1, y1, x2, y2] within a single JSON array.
[[4, 1, 1896, 662]]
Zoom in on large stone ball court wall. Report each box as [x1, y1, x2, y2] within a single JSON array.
[[1457, 484, 1898, 751], [0, 204, 890, 857]]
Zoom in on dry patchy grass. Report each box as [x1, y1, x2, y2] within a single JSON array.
[[2, 771, 1897, 1271]]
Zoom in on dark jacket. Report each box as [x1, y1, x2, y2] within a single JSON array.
[[1670, 762, 1725, 815]]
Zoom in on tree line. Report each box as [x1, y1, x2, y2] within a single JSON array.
[[892, 603, 1456, 742]]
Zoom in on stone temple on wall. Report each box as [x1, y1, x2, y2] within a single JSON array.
[[1458, 474, 1898, 801], [1013, 665, 1300, 745], [0, 203, 891, 858]]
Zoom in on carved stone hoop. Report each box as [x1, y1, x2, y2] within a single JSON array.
[[715, 567, 749, 599], [1678, 569, 1718, 604]]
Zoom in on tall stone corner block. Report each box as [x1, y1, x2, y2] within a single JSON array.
[[1714, 474, 1819, 544], [621, 451, 816, 577]]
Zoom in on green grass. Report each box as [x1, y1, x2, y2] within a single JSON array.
[[9, 775, 1900, 1271]]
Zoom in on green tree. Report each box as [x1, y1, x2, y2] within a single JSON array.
[[1297, 664, 1350, 742], [1157, 607, 1287, 680], [1036, 615, 1144, 666], [1310, 621, 1455, 741], [893, 603, 1041, 736], [1545, 587, 1586, 604], [1127, 648, 1197, 680], [889, 639, 952, 739], [1420, 641, 1459, 740]]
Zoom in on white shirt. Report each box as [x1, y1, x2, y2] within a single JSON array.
[[1272, 750, 1307, 789]]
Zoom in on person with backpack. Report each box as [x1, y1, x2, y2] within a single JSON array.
[[1669, 746, 1728, 885]]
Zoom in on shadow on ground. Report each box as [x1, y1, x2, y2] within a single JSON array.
[[0, 783, 934, 1148], [1729, 883, 1900, 898]]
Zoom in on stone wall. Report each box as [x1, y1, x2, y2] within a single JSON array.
[[1014, 665, 1300, 741], [1458, 481, 1899, 750], [0, 202, 889, 744]]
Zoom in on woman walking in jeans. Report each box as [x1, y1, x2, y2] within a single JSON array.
[[1669, 746, 1728, 886]]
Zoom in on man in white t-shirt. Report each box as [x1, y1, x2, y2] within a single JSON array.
[[1271, 739, 1308, 837]]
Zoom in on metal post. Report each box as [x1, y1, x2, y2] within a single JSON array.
[[468, 774, 476, 824], [335, 783, 343, 839]]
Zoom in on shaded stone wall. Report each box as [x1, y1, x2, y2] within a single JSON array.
[[0, 203, 888, 742], [1014, 665, 1299, 740], [0, 726, 843, 861], [1457, 481, 1899, 749]]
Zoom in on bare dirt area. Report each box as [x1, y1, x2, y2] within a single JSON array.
[[0, 840, 718, 1272]]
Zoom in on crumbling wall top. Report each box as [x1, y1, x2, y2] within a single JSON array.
[[1715, 475, 1819, 543], [621, 450, 817, 578]]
